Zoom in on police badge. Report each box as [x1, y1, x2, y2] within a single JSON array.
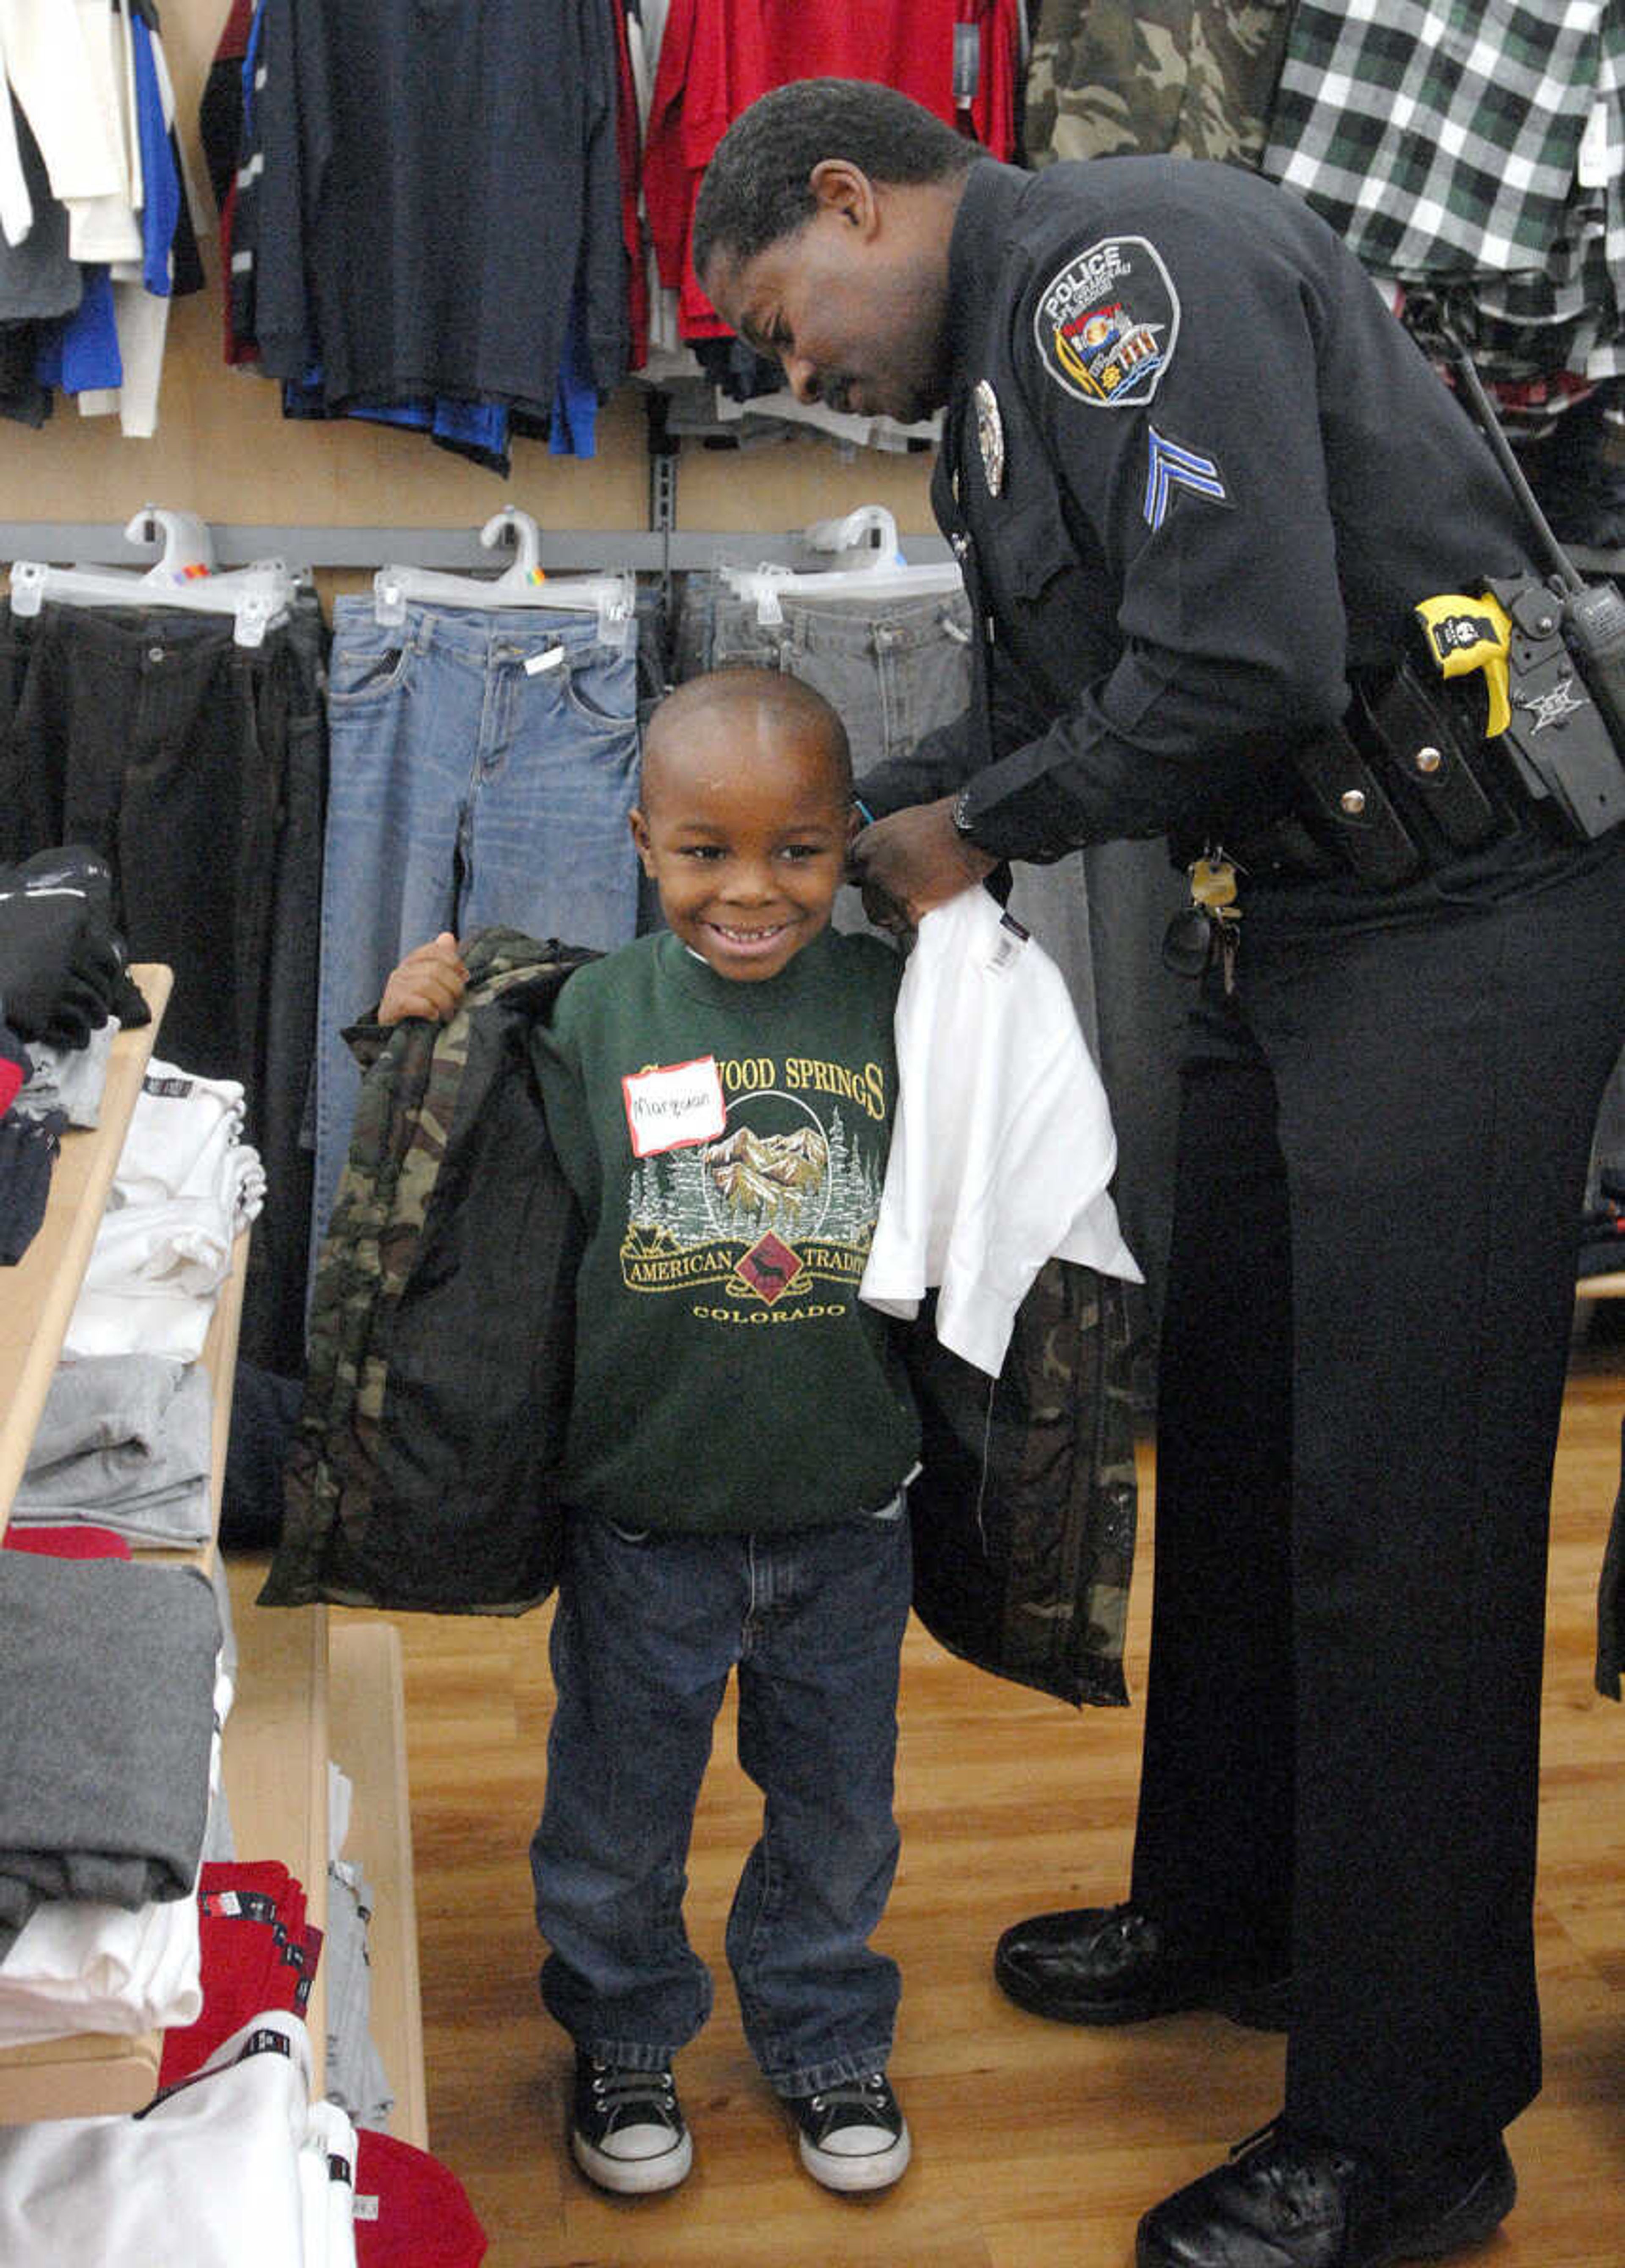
[[973, 379, 1005, 496]]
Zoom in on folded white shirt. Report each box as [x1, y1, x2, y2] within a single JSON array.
[[114, 1060, 247, 1206], [0, 1878, 201, 2047], [0, 2009, 316, 2267], [83, 1199, 235, 1297], [65, 1135, 264, 1361], [300, 2097, 358, 2268]]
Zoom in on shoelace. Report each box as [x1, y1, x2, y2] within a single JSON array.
[[589, 2064, 677, 2124], [807, 2075, 891, 2121], [1227, 2120, 1356, 2228]]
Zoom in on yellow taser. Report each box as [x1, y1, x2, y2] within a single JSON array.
[[1413, 592, 1515, 737]]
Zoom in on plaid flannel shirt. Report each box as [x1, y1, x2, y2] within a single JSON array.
[[1262, 0, 1622, 378]]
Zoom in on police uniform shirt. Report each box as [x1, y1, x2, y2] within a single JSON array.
[[862, 155, 1542, 865]]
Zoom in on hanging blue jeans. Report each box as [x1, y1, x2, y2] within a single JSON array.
[[311, 597, 640, 1275], [532, 1497, 912, 2097]]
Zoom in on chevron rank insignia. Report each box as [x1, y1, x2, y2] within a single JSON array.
[[1143, 426, 1229, 530]]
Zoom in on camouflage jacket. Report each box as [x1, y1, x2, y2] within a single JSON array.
[[1024, 0, 1292, 170], [260, 930, 598, 1614], [903, 1254, 1137, 1707]]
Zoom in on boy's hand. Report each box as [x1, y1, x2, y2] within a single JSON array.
[[379, 933, 468, 1025]]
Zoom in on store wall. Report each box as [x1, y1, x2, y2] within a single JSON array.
[[0, 0, 940, 559]]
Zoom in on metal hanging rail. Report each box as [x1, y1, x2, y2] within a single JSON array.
[[0, 523, 953, 573]]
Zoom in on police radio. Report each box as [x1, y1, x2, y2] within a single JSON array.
[[1427, 354, 1625, 841]]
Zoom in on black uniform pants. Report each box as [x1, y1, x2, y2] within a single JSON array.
[[1131, 826, 1625, 2170]]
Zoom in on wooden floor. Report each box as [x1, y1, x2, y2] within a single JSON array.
[[323, 1308, 1625, 2268]]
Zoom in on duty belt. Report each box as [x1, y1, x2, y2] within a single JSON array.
[[1222, 665, 1509, 889], [1225, 626, 1624, 891], [1173, 364, 1625, 923]]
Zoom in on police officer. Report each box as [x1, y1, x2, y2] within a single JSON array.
[[695, 77, 1625, 2268]]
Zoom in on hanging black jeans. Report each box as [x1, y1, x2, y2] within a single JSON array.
[[0, 596, 326, 1373]]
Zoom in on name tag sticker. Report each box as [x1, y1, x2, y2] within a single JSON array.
[[622, 1055, 727, 1157]]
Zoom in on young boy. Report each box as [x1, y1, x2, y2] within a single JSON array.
[[379, 668, 920, 2198]]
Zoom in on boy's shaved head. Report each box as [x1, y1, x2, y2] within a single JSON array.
[[640, 668, 852, 810], [630, 667, 857, 981]]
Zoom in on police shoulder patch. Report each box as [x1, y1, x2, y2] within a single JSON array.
[[1034, 236, 1179, 409]]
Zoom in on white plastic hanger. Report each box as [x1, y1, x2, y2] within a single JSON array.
[[374, 509, 634, 646], [7, 506, 295, 648], [721, 505, 964, 626]]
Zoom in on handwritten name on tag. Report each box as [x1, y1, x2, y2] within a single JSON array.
[[622, 1055, 727, 1157]]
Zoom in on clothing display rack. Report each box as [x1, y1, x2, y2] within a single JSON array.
[[0, 523, 956, 573], [0, 971, 425, 2145]]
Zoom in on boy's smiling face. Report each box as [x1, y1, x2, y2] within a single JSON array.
[[631, 682, 855, 984]]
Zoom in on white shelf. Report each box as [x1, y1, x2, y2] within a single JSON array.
[[0, 971, 425, 2147], [1576, 1269, 1625, 1300], [220, 1575, 431, 2149], [0, 2019, 162, 2126]]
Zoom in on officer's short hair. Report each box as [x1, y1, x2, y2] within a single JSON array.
[[694, 78, 975, 278]]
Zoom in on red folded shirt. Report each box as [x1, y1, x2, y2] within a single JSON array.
[[159, 1862, 320, 2087]]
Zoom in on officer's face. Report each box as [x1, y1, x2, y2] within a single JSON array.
[[703, 170, 952, 427]]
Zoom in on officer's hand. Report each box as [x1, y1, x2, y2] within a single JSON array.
[[847, 796, 997, 929], [379, 933, 468, 1025]]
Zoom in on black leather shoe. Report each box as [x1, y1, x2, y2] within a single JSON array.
[[993, 1902, 1292, 2028], [1135, 2120, 1517, 2267]]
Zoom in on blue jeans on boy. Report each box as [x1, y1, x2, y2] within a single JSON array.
[[532, 1496, 912, 2096]]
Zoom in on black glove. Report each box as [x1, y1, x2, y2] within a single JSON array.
[[18, 848, 151, 1034], [0, 846, 125, 1046], [19, 845, 151, 1030]]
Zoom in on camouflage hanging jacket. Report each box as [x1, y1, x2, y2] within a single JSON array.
[[902, 1256, 1138, 1708], [260, 929, 598, 1614], [1023, 0, 1293, 170]]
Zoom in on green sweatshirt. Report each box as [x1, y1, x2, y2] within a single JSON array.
[[532, 925, 920, 1533]]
